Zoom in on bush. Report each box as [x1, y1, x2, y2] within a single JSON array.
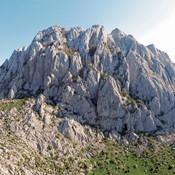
[[101, 72, 108, 79]]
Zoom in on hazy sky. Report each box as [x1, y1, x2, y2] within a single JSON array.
[[0, 0, 175, 65]]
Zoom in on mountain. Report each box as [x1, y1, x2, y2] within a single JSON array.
[[0, 25, 175, 134], [0, 25, 175, 174]]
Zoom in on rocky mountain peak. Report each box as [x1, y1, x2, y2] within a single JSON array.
[[0, 25, 175, 135], [111, 27, 126, 38]]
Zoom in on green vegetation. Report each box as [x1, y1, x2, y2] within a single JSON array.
[[0, 98, 27, 112], [2, 120, 175, 175], [88, 137, 175, 175], [72, 73, 79, 83], [0, 99, 174, 175], [47, 144, 53, 151], [64, 46, 75, 58], [135, 99, 145, 107], [120, 90, 145, 112], [120, 90, 136, 104], [101, 72, 108, 79]]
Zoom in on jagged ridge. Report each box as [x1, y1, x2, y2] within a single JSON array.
[[0, 25, 175, 134]]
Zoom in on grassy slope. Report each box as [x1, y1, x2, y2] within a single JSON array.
[[0, 98, 27, 111], [0, 99, 175, 175], [88, 138, 175, 175]]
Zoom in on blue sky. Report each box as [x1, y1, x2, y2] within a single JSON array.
[[0, 0, 175, 64]]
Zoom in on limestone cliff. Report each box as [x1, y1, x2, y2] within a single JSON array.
[[0, 25, 175, 135]]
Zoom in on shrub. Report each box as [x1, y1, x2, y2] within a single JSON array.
[[47, 144, 53, 151], [101, 72, 108, 79]]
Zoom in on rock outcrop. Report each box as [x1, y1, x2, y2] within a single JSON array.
[[0, 25, 175, 135], [0, 98, 104, 175]]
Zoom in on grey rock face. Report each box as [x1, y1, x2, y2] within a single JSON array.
[[0, 25, 175, 134], [57, 118, 88, 142], [0, 98, 104, 175]]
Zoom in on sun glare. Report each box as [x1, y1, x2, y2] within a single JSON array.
[[139, 8, 175, 62]]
